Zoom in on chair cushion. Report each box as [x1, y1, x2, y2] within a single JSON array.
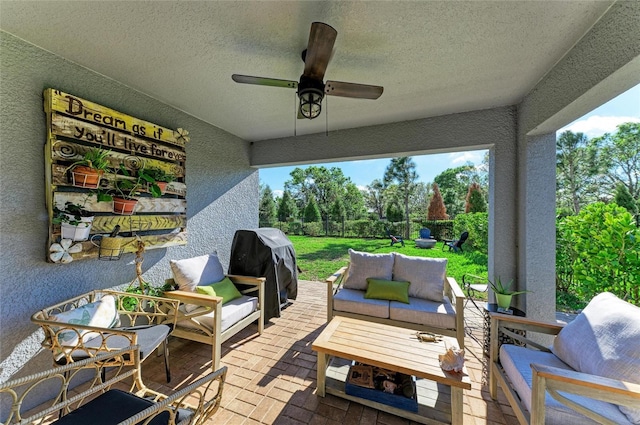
[[58, 324, 172, 364], [178, 295, 258, 333], [333, 288, 389, 319], [392, 254, 447, 302], [49, 295, 119, 347], [389, 296, 456, 329], [365, 278, 410, 304], [196, 277, 243, 304], [551, 292, 640, 423], [170, 253, 225, 292], [500, 344, 631, 425], [52, 388, 179, 425], [343, 249, 394, 291]]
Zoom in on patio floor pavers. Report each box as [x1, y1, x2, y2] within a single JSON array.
[[141, 280, 523, 425]]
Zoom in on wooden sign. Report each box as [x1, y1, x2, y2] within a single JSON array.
[[44, 88, 189, 263]]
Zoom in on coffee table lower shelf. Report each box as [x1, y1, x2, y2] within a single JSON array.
[[325, 357, 454, 425]]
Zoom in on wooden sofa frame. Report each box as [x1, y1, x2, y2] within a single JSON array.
[[0, 346, 226, 425], [327, 265, 466, 348], [163, 274, 265, 371], [489, 313, 640, 425]]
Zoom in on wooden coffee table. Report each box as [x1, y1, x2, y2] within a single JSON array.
[[312, 316, 471, 425]]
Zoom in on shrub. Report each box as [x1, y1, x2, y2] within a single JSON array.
[[453, 213, 488, 253], [303, 222, 323, 236]]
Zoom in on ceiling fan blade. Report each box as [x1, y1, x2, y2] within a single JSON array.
[[232, 74, 297, 89], [325, 81, 384, 99], [303, 22, 337, 81]]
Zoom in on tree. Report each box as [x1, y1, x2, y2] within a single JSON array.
[[330, 198, 346, 220], [384, 157, 418, 238], [592, 122, 640, 204], [614, 182, 638, 221], [285, 166, 350, 221], [465, 182, 486, 213], [433, 164, 480, 217], [365, 179, 386, 219], [259, 185, 277, 226], [343, 183, 366, 219], [410, 182, 432, 219], [556, 130, 600, 214], [277, 189, 297, 222], [428, 183, 449, 220], [303, 195, 321, 222], [385, 202, 403, 222]]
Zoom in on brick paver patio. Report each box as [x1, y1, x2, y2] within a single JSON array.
[[141, 279, 523, 424]]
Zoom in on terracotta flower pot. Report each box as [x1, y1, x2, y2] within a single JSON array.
[[156, 181, 168, 195], [71, 166, 103, 189], [113, 197, 138, 215]]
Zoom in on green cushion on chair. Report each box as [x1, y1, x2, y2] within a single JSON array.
[[197, 277, 243, 304], [365, 278, 410, 304]]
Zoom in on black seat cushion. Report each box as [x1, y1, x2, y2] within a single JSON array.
[[58, 324, 172, 365], [53, 388, 171, 425]]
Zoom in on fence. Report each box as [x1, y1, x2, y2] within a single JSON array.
[[259, 219, 455, 241]]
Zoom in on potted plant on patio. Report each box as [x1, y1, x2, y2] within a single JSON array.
[[489, 276, 530, 310], [52, 191, 111, 241], [144, 167, 175, 195], [111, 164, 162, 215], [66, 147, 111, 189]]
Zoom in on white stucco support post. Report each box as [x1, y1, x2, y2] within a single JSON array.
[[516, 133, 556, 322]]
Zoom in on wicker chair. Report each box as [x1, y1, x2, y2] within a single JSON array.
[[0, 346, 226, 425], [31, 290, 179, 382]]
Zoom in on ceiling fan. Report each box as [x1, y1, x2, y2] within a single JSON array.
[[232, 22, 383, 120]]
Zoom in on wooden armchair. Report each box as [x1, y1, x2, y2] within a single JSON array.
[[163, 274, 265, 371], [0, 346, 226, 425], [31, 290, 179, 382], [489, 312, 640, 424]]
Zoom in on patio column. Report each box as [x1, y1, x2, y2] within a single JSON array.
[[517, 132, 556, 322]]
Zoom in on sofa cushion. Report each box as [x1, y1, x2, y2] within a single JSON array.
[[170, 253, 225, 292], [333, 288, 389, 319], [392, 254, 447, 302], [389, 296, 456, 329], [551, 292, 640, 423], [178, 295, 258, 333], [500, 344, 631, 425], [196, 277, 243, 304], [343, 249, 394, 291], [49, 295, 119, 348], [365, 278, 410, 304]]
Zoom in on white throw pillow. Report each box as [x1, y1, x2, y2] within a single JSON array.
[[49, 295, 119, 346], [392, 254, 447, 302], [551, 292, 640, 424], [342, 249, 394, 291], [170, 253, 225, 292]]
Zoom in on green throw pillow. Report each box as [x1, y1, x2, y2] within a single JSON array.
[[365, 278, 410, 304], [196, 277, 243, 304]]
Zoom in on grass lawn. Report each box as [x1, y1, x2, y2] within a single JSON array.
[[289, 235, 488, 286]]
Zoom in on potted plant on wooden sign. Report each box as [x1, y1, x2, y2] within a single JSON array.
[[489, 277, 530, 311], [53, 201, 95, 241], [145, 167, 175, 195], [111, 165, 161, 215], [67, 147, 111, 189]]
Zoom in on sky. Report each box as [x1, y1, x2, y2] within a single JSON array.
[[260, 84, 640, 197]]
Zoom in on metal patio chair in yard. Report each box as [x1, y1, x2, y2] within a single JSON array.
[[385, 227, 405, 247], [443, 231, 469, 252], [31, 290, 179, 383], [462, 273, 489, 309], [0, 346, 227, 425]]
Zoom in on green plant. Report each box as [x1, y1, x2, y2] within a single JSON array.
[[67, 147, 111, 172], [145, 167, 175, 183], [488, 276, 529, 295], [113, 164, 162, 199], [122, 280, 174, 311], [52, 201, 93, 226]]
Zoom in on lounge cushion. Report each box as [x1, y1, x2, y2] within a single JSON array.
[[49, 295, 119, 347], [333, 288, 389, 319], [365, 278, 410, 304], [343, 249, 394, 291], [52, 388, 181, 425], [392, 254, 447, 302], [389, 296, 456, 329], [178, 295, 258, 333], [197, 277, 243, 304], [551, 292, 640, 423], [170, 253, 225, 292], [500, 344, 631, 425]]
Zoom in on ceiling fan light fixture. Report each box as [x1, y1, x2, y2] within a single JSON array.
[[299, 88, 324, 119]]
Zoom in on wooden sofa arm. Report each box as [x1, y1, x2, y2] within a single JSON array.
[[531, 363, 640, 425], [444, 277, 465, 349], [326, 266, 348, 322], [164, 289, 223, 306]]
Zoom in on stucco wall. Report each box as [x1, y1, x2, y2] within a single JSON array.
[[0, 32, 258, 411]]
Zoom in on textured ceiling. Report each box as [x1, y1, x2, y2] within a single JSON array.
[[0, 1, 614, 141]]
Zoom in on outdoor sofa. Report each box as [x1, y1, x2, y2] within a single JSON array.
[[326, 249, 465, 348], [490, 291, 640, 425]]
